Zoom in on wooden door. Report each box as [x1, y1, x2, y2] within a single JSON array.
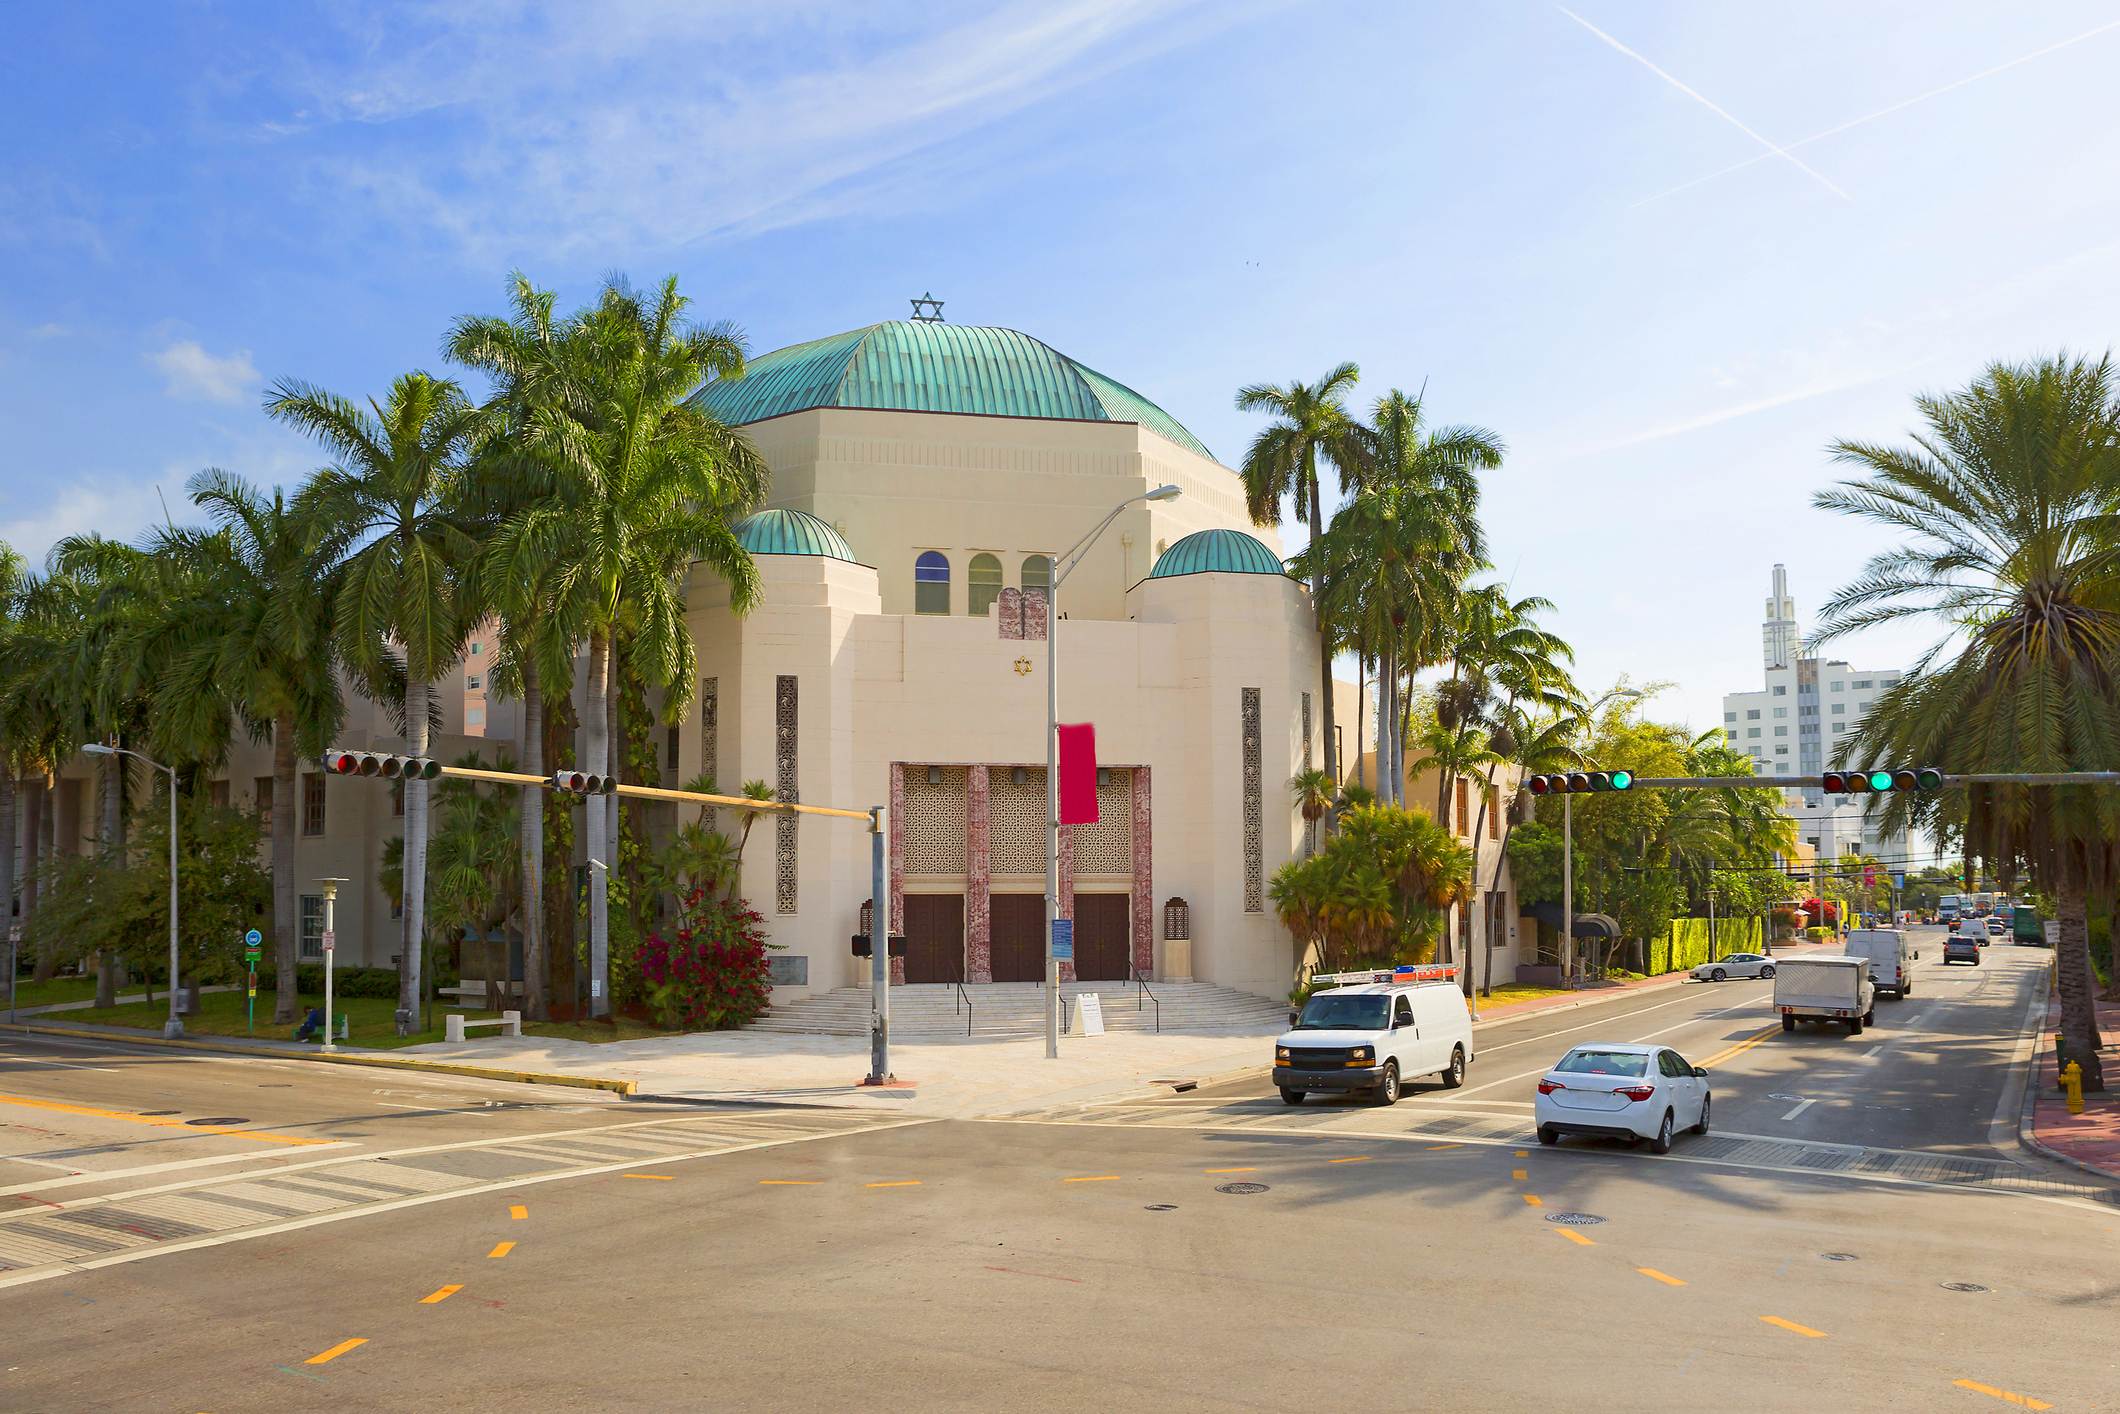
[[990, 895, 1046, 983], [902, 894, 965, 985], [1073, 894, 1131, 981]]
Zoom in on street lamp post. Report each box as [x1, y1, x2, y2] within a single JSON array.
[[1043, 483, 1181, 1060], [317, 877, 348, 1051], [82, 743, 181, 1037]]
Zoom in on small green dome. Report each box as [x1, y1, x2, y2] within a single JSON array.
[[1147, 528, 1288, 579], [732, 508, 855, 561]]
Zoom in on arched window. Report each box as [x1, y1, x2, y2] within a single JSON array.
[[1021, 555, 1052, 593], [968, 553, 1003, 616], [914, 551, 950, 615]]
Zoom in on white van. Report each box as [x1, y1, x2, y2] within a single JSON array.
[[1843, 929, 1919, 999], [1273, 965, 1475, 1106]]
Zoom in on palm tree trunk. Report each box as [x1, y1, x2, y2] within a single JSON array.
[[96, 754, 121, 1008], [2054, 851, 2105, 1091], [0, 758, 14, 983], [21, 773, 40, 924], [1375, 641, 1392, 807], [584, 631, 610, 1018], [1465, 772, 1495, 998], [402, 676, 431, 1022], [270, 714, 299, 1024], [27, 775, 53, 982], [518, 658, 547, 1022], [1353, 643, 1366, 793], [1308, 465, 1337, 793]]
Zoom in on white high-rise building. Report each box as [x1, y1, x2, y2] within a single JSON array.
[[1721, 565, 1910, 867]]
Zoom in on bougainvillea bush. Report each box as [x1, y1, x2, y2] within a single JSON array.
[[638, 891, 776, 1031]]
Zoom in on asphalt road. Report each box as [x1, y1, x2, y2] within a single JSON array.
[[3, 935, 2114, 1413]]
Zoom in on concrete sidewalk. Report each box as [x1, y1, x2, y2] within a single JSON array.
[[2028, 986, 2120, 1181]]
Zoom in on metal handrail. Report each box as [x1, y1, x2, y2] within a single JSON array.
[[1128, 962, 1160, 1033], [952, 974, 973, 1036]]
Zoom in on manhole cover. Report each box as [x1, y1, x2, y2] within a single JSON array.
[[1144, 1204, 1178, 1211], [1820, 1253, 1859, 1261], [1215, 1182, 1269, 1195], [1941, 1282, 1989, 1293], [185, 1118, 248, 1127], [1544, 1212, 1606, 1226], [137, 1111, 180, 1117]]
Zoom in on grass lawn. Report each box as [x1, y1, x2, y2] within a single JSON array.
[[5, 976, 102, 1010], [58, 985, 680, 1049], [1479, 983, 1575, 1006], [520, 1015, 667, 1044]]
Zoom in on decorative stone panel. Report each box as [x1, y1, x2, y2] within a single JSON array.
[[989, 768, 1048, 874], [1022, 588, 1048, 641], [775, 675, 798, 914], [1242, 687, 1263, 912], [1056, 824, 1075, 985], [902, 766, 968, 874], [1071, 769, 1132, 874], [966, 765, 992, 984], [996, 587, 1023, 640], [1132, 766, 1154, 973], [700, 676, 718, 829]]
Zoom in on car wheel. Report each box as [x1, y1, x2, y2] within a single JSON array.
[[1370, 1060, 1399, 1107], [1711, 968, 1726, 982], [1759, 965, 1775, 979], [1902, 979, 1911, 996], [1782, 1015, 1796, 1032], [1848, 1018, 1863, 1036], [1648, 1110, 1674, 1155], [1537, 1125, 1559, 1146], [1863, 1008, 1875, 1026], [1439, 1045, 1466, 1089], [1280, 1088, 1306, 1105], [1693, 1093, 1711, 1136]]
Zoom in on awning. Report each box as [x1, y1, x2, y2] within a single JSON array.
[[1520, 902, 1625, 938]]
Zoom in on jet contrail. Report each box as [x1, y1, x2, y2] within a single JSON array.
[[1557, 6, 1850, 199], [1629, 16, 2120, 207]]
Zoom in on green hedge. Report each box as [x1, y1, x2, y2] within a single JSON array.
[[1655, 917, 1764, 975], [254, 965, 403, 999]]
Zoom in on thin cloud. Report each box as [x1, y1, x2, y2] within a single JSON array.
[[1557, 6, 1849, 200], [1631, 16, 2120, 207], [148, 340, 261, 404]]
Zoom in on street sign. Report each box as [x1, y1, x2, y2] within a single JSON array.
[[1051, 918, 1073, 961], [7, 924, 20, 944], [321, 930, 335, 952], [245, 929, 262, 948]]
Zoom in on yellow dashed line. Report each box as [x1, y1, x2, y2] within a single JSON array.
[[1516, 1150, 1529, 1157], [305, 1338, 367, 1365], [1638, 1269, 1687, 1286], [1760, 1316, 1826, 1338], [1697, 1026, 1783, 1069], [1064, 1176, 1121, 1182], [420, 1286, 462, 1304], [1205, 1167, 1257, 1174], [865, 1181, 921, 1188], [1952, 1379, 2052, 1408], [1555, 1229, 1595, 1245], [509, 1206, 527, 1219], [1328, 1156, 1371, 1164], [1512, 1169, 1527, 1180], [1426, 1144, 1462, 1151], [486, 1242, 514, 1259], [1523, 1194, 1543, 1207], [623, 1174, 674, 1181]]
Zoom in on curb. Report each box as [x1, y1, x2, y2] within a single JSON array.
[[6, 1022, 638, 1096], [2011, 970, 2120, 1186]]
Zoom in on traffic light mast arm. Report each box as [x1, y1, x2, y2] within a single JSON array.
[[1631, 772, 2120, 789], [437, 763, 877, 821]]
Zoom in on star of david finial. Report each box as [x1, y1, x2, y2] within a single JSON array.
[[909, 293, 945, 323], [1013, 656, 1033, 676]]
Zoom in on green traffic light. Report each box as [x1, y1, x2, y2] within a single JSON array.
[[1609, 770, 1632, 790], [1867, 770, 1894, 791], [1917, 767, 1943, 789]]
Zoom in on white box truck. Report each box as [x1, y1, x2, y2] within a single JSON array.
[[1843, 929, 1919, 999], [1773, 955, 1876, 1035]]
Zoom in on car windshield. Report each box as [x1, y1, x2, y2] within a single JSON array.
[[1296, 994, 1391, 1030], [1552, 1049, 1649, 1077]]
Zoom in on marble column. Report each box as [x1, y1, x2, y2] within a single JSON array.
[[888, 763, 905, 987], [1130, 766, 1153, 976], [1056, 823, 1076, 985], [966, 765, 992, 984]]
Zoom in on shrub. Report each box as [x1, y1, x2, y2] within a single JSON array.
[[254, 965, 403, 999], [638, 892, 775, 1031]]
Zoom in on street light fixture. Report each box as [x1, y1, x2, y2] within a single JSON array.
[[82, 743, 182, 1037], [1043, 483, 1180, 1059]]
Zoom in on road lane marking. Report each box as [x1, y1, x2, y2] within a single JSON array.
[[1327, 1157, 1371, 1164], [509, 1206, 527, 1218], [1512, 1169, 1527, 1180], [622, 1174, 674, 1180], [1064, 1176, 1121, 1182], [420, 1286, 461, 1303], [1861, 1045, 1885, 1058], [1426, 1144, 1462, 1151], [487, 1242, 513, 1258], [1695, 1026, 1782, 1069], [1516, 1150, 1528, 1157], [1638, 1269, 1688, 1286], [864, 1181, 921, 1187], [1951, 1378, 2052, 1408], [0, 1146, 362, 1195], [305, 1338, 367, 1364], [1523, 1194, 1543, 1206], [1204, 1168, 1257, 1173], [1555, 1229, 1594, 1245], [0, 1093, 333, 1145], [1781, 1099, 1816, 1121], [1759, 1317, 1826, 1337]]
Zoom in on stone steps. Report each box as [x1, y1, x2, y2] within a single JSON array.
[[744, 982, 1289, 1037]]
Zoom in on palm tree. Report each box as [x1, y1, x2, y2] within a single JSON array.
[[1237, 363, 1369, 788], [112, 471, 342, 1025], [484, 274, 768, 1015], [278, 371, 495, 1019], [1813, 353, 2120, 1090], [0, 542, 24, 954]]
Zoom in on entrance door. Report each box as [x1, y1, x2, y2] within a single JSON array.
[[902, 894, 964, 985], [1073, 894, 1131, 981], [991, 894, 1046, 983]]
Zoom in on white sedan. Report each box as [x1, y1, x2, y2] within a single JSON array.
[[1690, 952, 1775, 982], [1535, 1043, 1711, 1154]]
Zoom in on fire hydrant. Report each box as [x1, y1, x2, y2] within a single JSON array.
[[2062, 1061, 2084, 1116]]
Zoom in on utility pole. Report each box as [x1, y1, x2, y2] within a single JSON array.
[[866, 806, 890, 1084], [317, 878, 347, 1051]]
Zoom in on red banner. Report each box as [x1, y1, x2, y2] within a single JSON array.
[[1057, 722, 1099, 825]]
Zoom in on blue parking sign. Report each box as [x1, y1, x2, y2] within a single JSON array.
[[245, 929, 262, 948]]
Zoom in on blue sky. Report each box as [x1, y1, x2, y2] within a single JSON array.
[[6, 0, 2120, 751]]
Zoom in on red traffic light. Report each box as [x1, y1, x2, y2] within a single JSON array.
[[1822, 771, 1850, 792], [1527, 775, 1553, 795], [324, 751, 363, 775]]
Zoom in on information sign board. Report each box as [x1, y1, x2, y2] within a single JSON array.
[[1051, 919, 1073, 961]]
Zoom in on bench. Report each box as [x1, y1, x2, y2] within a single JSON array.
[[444, 1010, 522, 1043]]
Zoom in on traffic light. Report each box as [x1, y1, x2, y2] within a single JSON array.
[[321, 751, 440, 780], [552, 770, 619, 796], [1526, 770, 1632, 794], [1822, 766, 1943, 793]]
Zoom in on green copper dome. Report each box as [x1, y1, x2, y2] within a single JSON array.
[[1147, 528, 1288, 579], [732, 508, 856, 561], [690, 321, 1214, 461]]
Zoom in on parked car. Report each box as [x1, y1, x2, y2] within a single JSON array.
[[1535, 1043, 1710, 1153], [1274, 969, 1475, 1106], [1689, 952, 1776, 982], [1943, 935, 1982, 966]]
